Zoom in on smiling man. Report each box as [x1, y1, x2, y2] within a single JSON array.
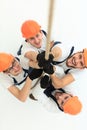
[[49, 48, 87, 89], [17, 20, 62, 70], [37, 48, 87, 89], [0, 53, 43, 102], [43, 83, 82, 115], [66, 50, 86, 69]]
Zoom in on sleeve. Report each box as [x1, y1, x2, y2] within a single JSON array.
[[38, 93, 60, 113], [54, 65, 65, 78], [69, 69, 86, 80], [52, 43, 73, 61], [0, 73, 14, 89], [31, 83, 59, 113], [21, 41, 38, 56]]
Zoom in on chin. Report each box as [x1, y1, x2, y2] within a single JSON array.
[[37, 45, 41, 48], [16, 68, 22, 74]]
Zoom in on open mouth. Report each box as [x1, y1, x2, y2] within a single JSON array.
[[55, 92, 63, 99], [36, 43, 41, 47], [72, 57, 76, 65]]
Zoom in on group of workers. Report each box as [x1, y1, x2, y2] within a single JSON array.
[[0, 20, 87, 115]]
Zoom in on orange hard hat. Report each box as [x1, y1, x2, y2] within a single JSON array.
[[0, 53, 14, 72], [62, 96, 82, 115], [21, 20, 41, 39], [83, 48, 87, 67]]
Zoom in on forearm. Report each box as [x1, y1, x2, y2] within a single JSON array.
[[29, 61, 40, 69], [50, 73, 74, 89], [51, 46, 62, 61], [8, 77, 32, 102], [50, 74, 63, 88], [18, 77, 32, 101], [25, 51, 38, 61]]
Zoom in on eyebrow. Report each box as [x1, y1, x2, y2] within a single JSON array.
[[3, 59, 15, 73], [61, 96, 70, 106], [64, 96, 69, 100]]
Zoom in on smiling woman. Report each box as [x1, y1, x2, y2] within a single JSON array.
[[0, 0, 87, 130]]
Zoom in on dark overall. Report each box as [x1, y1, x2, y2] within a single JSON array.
[[44, 82, 66, 111]]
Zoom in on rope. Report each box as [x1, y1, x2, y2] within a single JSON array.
[[30, 0, 55, 90], [29, 73, 44, 100], [45, 0, 55, 60], [31, 73, 44, 89]]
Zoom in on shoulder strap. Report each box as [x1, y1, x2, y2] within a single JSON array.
[[44, 83, 65, 97], [44, 84, 64, 111], [49, 94, 63, 111], [17, 45, 23, 55], [64, 68, 71, 74], [52, 46, 74, 65], [11, 67, 33, 85], [10, 68, 27, 85], [41, 30, 47, 36], [44, 84, 55, 97], [15, 57, 20, 61], [53, 41, 61, 46], [17, 30, 46, 56], [12, 77, 27, 85]]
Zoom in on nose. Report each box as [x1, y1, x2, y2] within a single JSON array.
[[58, 95, 63, 99], [12, 66, 19, 71], [34, 37, 39, 43], [75, 57, 79, 63]]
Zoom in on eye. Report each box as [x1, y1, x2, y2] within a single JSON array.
[[61, 101, 64, 106], [30, 37, 34, 40], [61, 96, 69, 106], [80, 61, 84, 66], [36, 34, 39, 38]]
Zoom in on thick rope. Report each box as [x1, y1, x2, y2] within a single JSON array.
[[31, 73, 44, 89], [45, 0, 55, 60], [29, 0, 55, 91]]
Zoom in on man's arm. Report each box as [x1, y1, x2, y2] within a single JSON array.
[[8, 77, 32, 102], [51, 46, 62, 61], [25, 51, 38, 61], [25, 51, 40, 68], [8, 68, 43, 102], [50, 73, 75, 89]]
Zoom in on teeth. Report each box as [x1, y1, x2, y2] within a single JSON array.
[[72, 58, 74, 65], [72, 58, 74, 64], [71, 58, 74, 65], [72, 57, 76, 65]]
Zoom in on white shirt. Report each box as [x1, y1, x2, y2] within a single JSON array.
[[53, 44, 86, 80], [31, 81, 60, 113], [0, 59, 39, 89], [18, 30, 55, 69]]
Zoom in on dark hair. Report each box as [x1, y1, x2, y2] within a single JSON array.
[[43, 80, 66, 112], [50, 88, 66, 111]]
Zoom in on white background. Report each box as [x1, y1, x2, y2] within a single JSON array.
[[0, 0, 87, 130]]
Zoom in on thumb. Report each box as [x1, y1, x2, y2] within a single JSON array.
[[50, 40, 54, 48]]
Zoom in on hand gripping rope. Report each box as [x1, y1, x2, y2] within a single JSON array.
[[31, 0, 55, 94]]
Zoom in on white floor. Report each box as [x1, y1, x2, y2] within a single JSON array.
[[0, 0, 87, 130]]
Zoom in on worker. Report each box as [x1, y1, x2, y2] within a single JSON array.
[[37, 48, 87, 88], [0, 52, 43, 102], [17, 19, 62, 70]]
